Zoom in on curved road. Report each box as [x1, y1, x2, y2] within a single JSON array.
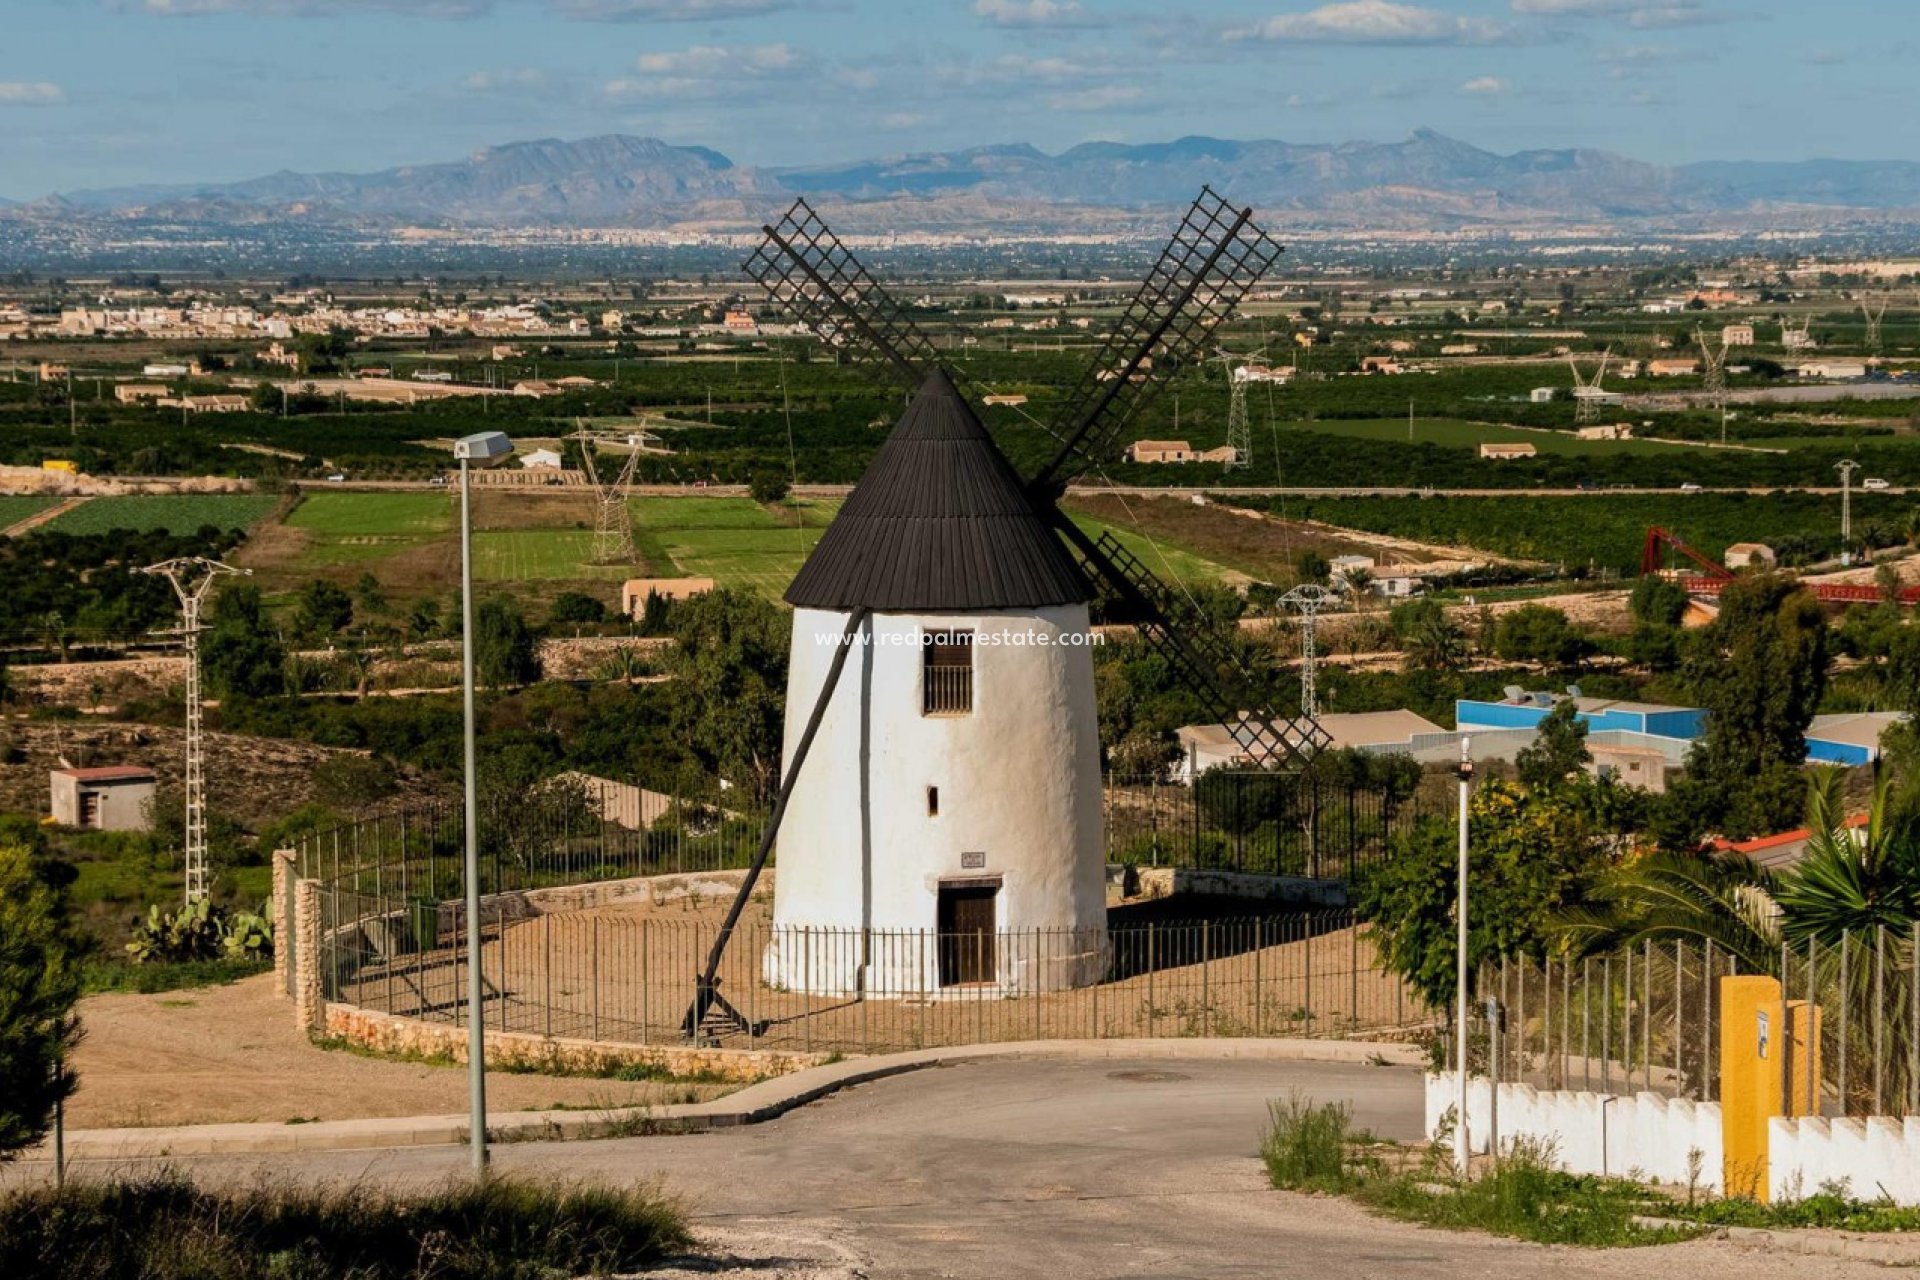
[[55, 1056, 1890, 1279]]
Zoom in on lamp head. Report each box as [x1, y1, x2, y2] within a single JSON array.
[[453, 431, 514, 466]]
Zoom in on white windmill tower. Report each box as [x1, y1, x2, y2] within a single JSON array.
[[681, 193, 1317, 1034], [764, 368, 1105, 997]]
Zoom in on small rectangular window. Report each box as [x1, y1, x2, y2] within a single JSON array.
[[927, 785, 939, 816], [922, 630, 973, 715]]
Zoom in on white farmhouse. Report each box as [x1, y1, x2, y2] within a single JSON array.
[[766, 370, 1105, 997]]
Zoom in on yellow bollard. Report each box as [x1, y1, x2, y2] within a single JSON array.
[[1719, 975, 1822, 1201]]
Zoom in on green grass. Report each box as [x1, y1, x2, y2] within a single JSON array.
[[0, 1172, 690, 1280], [473, 530, 631, 582], [1278, 417, 1696, 457], [284, 491, 452, 537], [1260, 1098, 1687, 1248], [1068, 513, 1244, 586], [0, 495, 56, 530], [282, 491, 452, 570], [42, 495, 278, 536], [630, 495, 838, 597], [81, 956, 269, 995]]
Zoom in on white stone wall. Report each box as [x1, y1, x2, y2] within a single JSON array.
[[1425, 1072, 1723, 1190], [1771, 1116, 1920, 1204], [769, 605, 1104, 995]]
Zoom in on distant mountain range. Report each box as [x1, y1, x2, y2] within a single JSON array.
[[20, 131, 1920, 231]]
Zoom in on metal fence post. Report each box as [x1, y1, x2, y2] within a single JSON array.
[[1840, 930, 1851, 1117], [1875, 924, 1886, 1116]]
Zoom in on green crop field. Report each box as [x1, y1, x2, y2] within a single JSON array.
[[1066, 514, 1244, 588], [42, 494, 278, 535], [285, 491, 452, 537], [1278, 491, 1920, 575], [281, 491, 453, 569], [473, 530, 631, 581], [630, 496, 839, 597], [1276, 418, 1695, 457], [0, 496, 56, 531]]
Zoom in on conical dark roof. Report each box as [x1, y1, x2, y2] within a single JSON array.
[[786, 368, 1091, 612]]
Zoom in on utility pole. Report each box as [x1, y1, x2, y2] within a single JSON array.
[[1454, 736, 1475, 1177], [1837, 458, 1860, 554], [141, 557, 249, 906]]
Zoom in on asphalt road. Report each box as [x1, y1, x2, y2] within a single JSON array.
[[41, 1057, 1895, 1279]]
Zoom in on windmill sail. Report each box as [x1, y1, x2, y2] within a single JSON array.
[[1033, 187, 1283, 491], [743, 198, 942, 387]]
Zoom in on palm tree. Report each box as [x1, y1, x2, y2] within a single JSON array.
[[1775, 766, 1920, 944], [1556, 847, 1781, 975]]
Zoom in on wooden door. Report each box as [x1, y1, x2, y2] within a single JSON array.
[[938, 882, 997, 986]]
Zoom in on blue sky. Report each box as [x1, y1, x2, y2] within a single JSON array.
[[2, 0, 1914, 198]]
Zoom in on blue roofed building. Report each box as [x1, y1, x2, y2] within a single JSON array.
[[1455, 691, 1707, 743]]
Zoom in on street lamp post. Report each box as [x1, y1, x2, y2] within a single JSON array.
[[453, 430, 513, 1176], [1455, 736, 1474, 1178], [1836, 459, 1859, 561]]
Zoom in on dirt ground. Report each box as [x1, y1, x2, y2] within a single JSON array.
[[64, 973, 735, 1129]]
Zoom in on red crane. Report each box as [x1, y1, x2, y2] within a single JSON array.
[[1641, 525, 1920, 606]]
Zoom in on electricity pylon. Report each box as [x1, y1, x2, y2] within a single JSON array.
[[1279, 583, 1341, 721], [1695, 326, 1729, 440], [1569, 348, 1613, 425], [1210, 348, 1258, 470], [570, 428, 641, 564], [142, 556, 249, 905], [1863, 296, 1890, 355]]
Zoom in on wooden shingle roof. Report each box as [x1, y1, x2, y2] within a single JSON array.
[[785, 368, 1091, 612]]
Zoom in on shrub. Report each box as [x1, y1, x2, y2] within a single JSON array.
[[0, 1172, 690, 1280], [1261, 1092, 1359, 1192], [748, 470, 791, 505]]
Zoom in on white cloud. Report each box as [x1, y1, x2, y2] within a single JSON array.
[[1509, 0, 1733, 26], [940, 53, 1114, 85], [606, 43, 811, 98], [461, 67, 549, 91], [0, 82, 64, 104], [112, 0, 787, 16], [880, 111, 927, 129], [971, 0, 1099, 28], [1046, 84, 1142, 111], [552, 0, 789, 19], [1460, 74, 1508, 93], [1229, 1, 1517, 45], [111, 0, 491, 14]]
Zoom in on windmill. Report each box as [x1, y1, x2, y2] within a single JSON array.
[[683, 190, 1323, 1038], [1209, 347, 1261, 470], [1863, 295, 1890, 355], [567, 426, 641, 564], [141, 556, 248, 905], [1568, 348, 1614, 425]]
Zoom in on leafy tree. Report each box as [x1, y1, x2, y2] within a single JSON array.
[[748, 470, 791, 505], [1356, 780, 1606, 1011], [1679, 574, 1829, 838], [1391, 597, 1467, 672], [475, 598, 540, 687], [353, 571, 387, 617], [1515, 699, 1590, 792], [1491, 604, 1588, 666], [549, 591, 607, 626], [0, 840, 82, 1159], [200, 585, 285, 700], [664, 589, 788, 799], [293, 578, 353, 641]]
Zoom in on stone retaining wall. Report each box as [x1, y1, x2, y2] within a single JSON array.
[[322, 1003, 831, 1083], [1133, 865, 1349, 908]]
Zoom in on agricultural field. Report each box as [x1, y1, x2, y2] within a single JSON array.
[[0, 495, 56, 531], [1274, 491, 1920, 576], [41, 494, 278, 535], [1276, 417, 1697, 457], [629, 496, 837, 597], [473, 530, 629, 582], [280, 490, 452, 568]]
